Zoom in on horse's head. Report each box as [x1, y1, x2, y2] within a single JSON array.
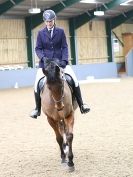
[[42, 58, 64, 110], [42, 58, 63, 84]]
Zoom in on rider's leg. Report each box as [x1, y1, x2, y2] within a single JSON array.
[[73, 85, 90, 113], [64, 65, 90, 114], [30, 91, 41, 118], [30, 68, 44, 119]]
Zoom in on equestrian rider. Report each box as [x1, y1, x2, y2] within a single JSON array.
[[30, 9, 90, 119]]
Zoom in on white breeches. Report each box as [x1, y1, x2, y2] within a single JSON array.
[[34, 65, 79, 92]]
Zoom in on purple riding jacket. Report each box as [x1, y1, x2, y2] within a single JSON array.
[[35, 27, 69, 68]]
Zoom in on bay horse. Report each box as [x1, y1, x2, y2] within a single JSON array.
[[41, 59, 77, 171]]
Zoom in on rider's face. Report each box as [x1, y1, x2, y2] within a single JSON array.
[[45, 19, 55, 29]]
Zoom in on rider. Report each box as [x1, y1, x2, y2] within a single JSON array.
[[30, 9, 90, 119]]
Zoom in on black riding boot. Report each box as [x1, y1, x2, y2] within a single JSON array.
[[30, 91, 41, 119], [74, 86, 90, 114]]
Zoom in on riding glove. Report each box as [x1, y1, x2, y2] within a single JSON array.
[[41, 57, 48, 62], [41, 57, 49, 68], [59, 60, 67, 69]]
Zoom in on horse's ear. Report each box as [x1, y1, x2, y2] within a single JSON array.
[[42, 68, 48, 76], [55, 65, 60, 74]]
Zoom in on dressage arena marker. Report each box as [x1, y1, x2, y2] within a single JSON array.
[[14, 82, 19, 89]]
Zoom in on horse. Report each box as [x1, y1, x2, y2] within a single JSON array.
[[41, 59, 77, 172]]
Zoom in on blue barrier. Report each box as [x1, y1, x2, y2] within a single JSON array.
[[0, 62, 118, 89]]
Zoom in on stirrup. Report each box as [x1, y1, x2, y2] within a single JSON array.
[[30, 109, 41, 119], [80, 104, 90, 114]]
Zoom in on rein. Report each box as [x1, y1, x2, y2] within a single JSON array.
[[51, 79, 65, 111]]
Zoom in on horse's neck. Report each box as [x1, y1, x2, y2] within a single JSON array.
[[64, 82, 72, 100]]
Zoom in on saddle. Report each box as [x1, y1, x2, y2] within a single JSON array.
[[38, 74, 75, 99], [38, 76, 45, 93], [64, 74, 75, 92]]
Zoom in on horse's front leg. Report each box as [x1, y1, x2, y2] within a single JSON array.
[[47, 117, 66, 163], [56, 133, 66, 163], [66, 132, 74, 167], [65, 112, 75, 171]]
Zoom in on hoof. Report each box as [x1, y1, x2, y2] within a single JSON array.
[[67, 165, 75, 172], [61, 162, 75, 172], [61, 159, 67, 169], [67, 162, 75, 172]]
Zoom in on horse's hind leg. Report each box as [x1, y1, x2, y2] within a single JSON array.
[[47, 117, 66, 163]]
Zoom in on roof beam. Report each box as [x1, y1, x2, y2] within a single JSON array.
[[69, 19, 76, 65], [73, 0, 128, 29], [105, 19, 113, 62], [25, 18, 33, 68], [26, 0, 81, 29], [0, 0, 24, 15], [10, 0, 16, 5], [111, 9, 133, 29]]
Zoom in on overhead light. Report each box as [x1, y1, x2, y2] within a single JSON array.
[[29, 8, 41, 14], [80, 0, 96, 3], [120, 0, 133, 6], [94, 10, 104, 16], [29, 0, 41, 14]]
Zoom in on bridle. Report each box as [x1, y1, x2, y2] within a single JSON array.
[[45, 60, 65, 111], [51, 70, 65, 111]]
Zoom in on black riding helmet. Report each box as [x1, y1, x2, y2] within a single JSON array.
[[43, 9, 56, 21]]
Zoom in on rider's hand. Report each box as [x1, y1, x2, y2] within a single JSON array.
[[41, 57, 49, 69], [41, 57, 48, 62], [59, 60, 67, 69]]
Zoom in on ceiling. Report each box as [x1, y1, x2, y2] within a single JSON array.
[[0, 0, 133, 23]]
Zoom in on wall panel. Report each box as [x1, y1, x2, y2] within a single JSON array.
[[76, 21, 108, 64], [0, 19, 27, 66]]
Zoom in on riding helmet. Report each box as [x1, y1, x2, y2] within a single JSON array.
[[43, 9, 56, 21]]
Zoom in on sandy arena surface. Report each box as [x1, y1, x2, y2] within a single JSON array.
[[0, 77, 133, 177]]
